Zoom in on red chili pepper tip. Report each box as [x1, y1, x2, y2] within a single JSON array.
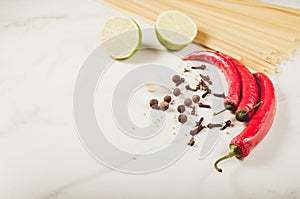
[[214, 145, 242, 173]]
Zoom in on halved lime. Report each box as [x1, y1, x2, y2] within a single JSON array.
[[155, 10, 198, 50], [101, 16, 142, 59]]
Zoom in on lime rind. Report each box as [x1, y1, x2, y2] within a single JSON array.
[[155, 10, 198, 51], [101, 16, 142, 59]]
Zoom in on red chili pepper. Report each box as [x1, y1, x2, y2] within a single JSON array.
[[214, 72, 276, 172], [218, 53, 260, 122], [183, 50, 241, 112]]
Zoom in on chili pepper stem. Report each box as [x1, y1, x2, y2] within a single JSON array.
[[236, 101, 263, 122], [214, 145, 242, 173], [213, 108, 227, 116], [213, 101, 236, 116]]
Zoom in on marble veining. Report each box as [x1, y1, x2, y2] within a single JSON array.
[[0, 0, 300, 198]]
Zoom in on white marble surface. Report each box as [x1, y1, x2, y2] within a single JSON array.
[[1, 0, 300, 198]]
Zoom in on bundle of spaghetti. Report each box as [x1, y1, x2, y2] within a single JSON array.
[[98, 0, 300, 73]]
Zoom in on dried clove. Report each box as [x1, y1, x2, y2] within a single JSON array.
[[202, 90, 211, 98], [220, 120, 232, 130], [213, 92, 226, 98], [187, 136, 195, 146], [200, 74, 212, 85], [191, 64, 206, 70], [198, 102, 212, 109], [190, 125, 206, 136], [207, 123, 223, 129], [185, 84, 198, 92]]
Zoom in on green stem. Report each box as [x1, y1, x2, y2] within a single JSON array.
[[245, 101, 262, 115], [236, 101, 263, 122], [214, 145, 242, 173], [213, 108, 226, 116]]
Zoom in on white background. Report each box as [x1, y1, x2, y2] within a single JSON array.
[[0, 0, 300, 198]]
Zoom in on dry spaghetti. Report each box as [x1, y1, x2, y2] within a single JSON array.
[[98, 0, 300, 73]]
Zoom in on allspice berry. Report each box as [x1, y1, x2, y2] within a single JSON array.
[[149, 99, 159, 109], [172, 75, 181, 83], [173, 88, 181, 96], [178, 114, 187, 124], [160, 101, 169, 111], [177, 105, 186, 113], [192, 95, 200, 103], [184, 98, 192, 106], [163, 95, 172, 103]]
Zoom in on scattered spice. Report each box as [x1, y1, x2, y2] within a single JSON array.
[[184, 68, 191, 73], [200, 74, 212, 85], [213, 92, 226, 98], [163, 95, 172, 103], [207, 123, 223, 129], [178, 114, 188, 124], [184, 98, 193, 106], [177, 105, 186, 113], [191, 106, 196, 115], [149, 99, 159, 109], [187, 137, 195, 146], [189, 117, 206, 136], [220, 120, 232, 130], [172, 75, 185, 86], [173, 88, 181, 96], [185, 84, 197, 92], [199, 80, 209, 91], [191, 64, 206, 70], [160, 101, 169, 111], [195, 117, 204, 127], [192, 95, 200, 103], [170, 100, 175, 105], [172, 75, 181, 83], [190, 125, 206, 136], [202, 90, 210, 98], [195, 81, 201, 90], [176, 78, 185, 86], [198, 102, 212, 109]]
